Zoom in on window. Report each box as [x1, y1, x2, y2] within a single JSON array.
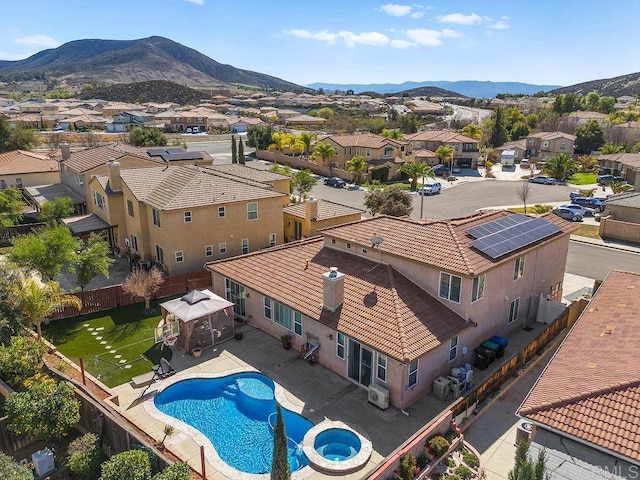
[[362, 248, 368, 254], [219, 242, 227, 254], [514, 256, 525, 280], [152, 208, 161, 228], [15, 177, 22, 187], [130, 233, 138, 251], [218, 206, 226, 218], [269, 233, 276, 247], [126, 199, 134, 217], [155, 244, 165, 265], [264, 297, 272, 319], [408, 360, 418, 388], [184, 211, 192, 223], [449, 336, 458, 362], [509, 298, 520, 323], [384, 147, 393, 157], [75, 172, 83, 185], [242, 238, 249, 254], [92, 191, 105, 210], [346, 242, 351, 249], [377, 354, 387, 382], [439, 272, 461, 302], [0, 180, 5, 189], [294, 312, 302, 336], [356, 147, 360, 155], [472, 274, 485, 303], [331, 239, 336, 244], [365, 148, 371, 157], [175, 251, 184, 263], [336, 332, 345, 359], [205, 245, 213, 257], [247, 202, 258, 220]]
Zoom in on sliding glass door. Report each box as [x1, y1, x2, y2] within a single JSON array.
[[347, 339, 373, 387]]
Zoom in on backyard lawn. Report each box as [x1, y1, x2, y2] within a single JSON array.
[[43, 299, 172, 388], [568, 172, 597, 185]]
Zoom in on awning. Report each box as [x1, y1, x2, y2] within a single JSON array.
[[61, 214, 112, 235], [160, 289, 234, 322]]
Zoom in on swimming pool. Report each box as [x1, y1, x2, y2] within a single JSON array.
[[154, 372, 312, 474]]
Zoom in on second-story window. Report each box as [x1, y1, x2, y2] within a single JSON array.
[[184, 211, 192, 223], [269, 233, 276, 247], [126, 199, 134, 217], [472, 274, 485, 303], [242, 238, 249, 254], [439, 272, 461, 303], [514, 256, 525, 280], [152, 208, 161, 228], [93, 191, 105, 211], [218, 206, 226, 218], [449, 336, 458, 362], [365, 148, 371, 157], [247, 202, 258, 220], [205, 245, 213, 257]]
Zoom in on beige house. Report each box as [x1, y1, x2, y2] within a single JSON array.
[[206, 211, 575, 409], [525, 132, 576, 160], [599, 191, 640, 244], [597, 152, 640, 188], [88, 164, 288, 275], [495, 139, 527, 163], [0, 150, 59, 189], [405, 130, 480, 168], [283, 198, 363, 242]]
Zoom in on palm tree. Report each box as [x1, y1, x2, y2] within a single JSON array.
[[15, 278, 82, 339], [435, 145, 455, 173], [268, 131, 292, 154], [311, 142, 336, 167], [381, 129, 404, 140], [610, 179, 633, 194], [460, 124, 483, 142], [299, 132, 316, 158], [346, 155, 368, 185], [400, 161, 435, 191], [542, 152, 578, 182], [599, 142, 625, 155]]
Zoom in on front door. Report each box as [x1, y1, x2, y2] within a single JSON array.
[[347, 339, 373, 387]]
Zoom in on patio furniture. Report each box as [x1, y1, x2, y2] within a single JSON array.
[[152, 358, 176, 378]]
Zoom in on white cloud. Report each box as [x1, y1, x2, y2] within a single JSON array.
[[184, 0, 204, 4], [379, 3, 412, 17], [0, 51, 35, 61], [488, 21, 510, 30], [285, 29, 338, 44], [338, 31, 390, 48], [405, 29, 443, 46], [390, 39, 415, 48], [441, 28, 463, 38], [410, 11, 424, 19], [11, 35, 60, 49], [437, 13, 488, 26]]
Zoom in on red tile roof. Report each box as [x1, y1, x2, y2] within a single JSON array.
[[319, 211, 576, 276], [207, 238, 471, 361], [405, 130, 479, 144], [519, 270, 640, 463], [324, 133, 404, 149], [63, 143, 153, 172], [0, 150, 59, 174]]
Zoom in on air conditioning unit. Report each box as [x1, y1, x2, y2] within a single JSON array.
[[368, 383, 390, 410], [32, 447, 55, 477], [515, 419, 534, 445]]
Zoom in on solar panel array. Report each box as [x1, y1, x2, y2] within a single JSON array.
[[467, 216, 562, 259]]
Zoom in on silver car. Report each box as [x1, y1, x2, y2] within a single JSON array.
[[552, 207, 583, 222], [560, 204, 597, 217]]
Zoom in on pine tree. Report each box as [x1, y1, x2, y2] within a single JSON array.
[[238, 137, 245, 164], [488, 106, 508, 148], [271, 404, 290, 480], [231, 135, 237, 164], [508, 441, 550, 480]]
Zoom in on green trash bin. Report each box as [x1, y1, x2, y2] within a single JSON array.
[[480, 340, 500, 363]]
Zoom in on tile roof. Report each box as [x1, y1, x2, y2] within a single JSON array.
[[118, 165, 286, 211], [405, 130, 479, 144], [206, 164, 289, 183], [63, 143, 154, 172], [605, 191, 640, 208], [283, 200, 363, 220], [527, 131, 577, 141], [318, 212, 576, 276], [324, 133, 403, 149], [207, 238, 471, 361], [414, 149, 437, 158], [519, 270, 640, 463], [0, 150, 59, 174], [598, 153, 640, 167]]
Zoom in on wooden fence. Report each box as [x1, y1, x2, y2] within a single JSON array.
[[0, 222, 47, 246], [50, 269, 212, 320]]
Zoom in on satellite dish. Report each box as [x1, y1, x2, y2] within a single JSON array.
[[370, 236, 384, 247]]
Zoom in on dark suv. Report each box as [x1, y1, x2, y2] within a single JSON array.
[[572, 196, 606, 212], [324, 177, 346, 188]]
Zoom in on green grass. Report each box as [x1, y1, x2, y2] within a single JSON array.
[[568, 172, 597, 185], [43, 299, 172, 388]]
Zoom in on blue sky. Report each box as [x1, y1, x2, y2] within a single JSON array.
[[2, 0, 640, 87]]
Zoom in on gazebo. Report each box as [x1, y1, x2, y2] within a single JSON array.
[[159, 289, 235, 354]]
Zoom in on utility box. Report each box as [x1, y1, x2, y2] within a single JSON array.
[[32, 447, 55, 477]]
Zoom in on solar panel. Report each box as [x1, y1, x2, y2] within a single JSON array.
[[470, 218, 562, 259], [466, 213, 530, 239]]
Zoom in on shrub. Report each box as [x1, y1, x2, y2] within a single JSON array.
[[100, 449, 151, 480], [532, 204, 553, 214], [151, 462, 191, 480], [0, 452, 34, 480], [448, 458, 457, 468], [416, 453, 429, 469], [462, 451, 479, 469], [68, 432, 104, 479], [427, 434, 450, 457], [0, 336, 46, 388], [399, 452, 417, 480], [447, 475, 460, 480], [455, 464, 473, 479]]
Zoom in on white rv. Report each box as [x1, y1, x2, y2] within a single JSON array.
[[500, 149, 516, 167]]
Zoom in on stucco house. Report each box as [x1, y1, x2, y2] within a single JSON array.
[[599, 191, 640, 244], [525, 132, 576, 160], [283, 197, 363, 242], [205, 211, 575, 409], [405, 130, 480, 168], [0, 150, 59, 189], [597, 152, 640, 188]]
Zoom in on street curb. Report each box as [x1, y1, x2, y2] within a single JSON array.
[[569, 235, 640, 254]]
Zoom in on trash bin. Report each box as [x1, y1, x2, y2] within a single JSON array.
[[490, 335, 508, 359], [481, 340, 500, 363], [474, 346, 495, 370]]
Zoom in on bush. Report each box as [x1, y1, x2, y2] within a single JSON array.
[[416, 453, 429, 469], [0, 336, 46, 389], [0, 451, 34, 480], [447, 475, 460, 480], [100, 449, 151, 480], [455, 464, 473, 480], [427, 434, 450, 457], [462, 451, 479, 469], [152, 462, 191, 480], [399, 452, 417, 480], [448, 458, 456, 468], [68, 432, 104, 479]]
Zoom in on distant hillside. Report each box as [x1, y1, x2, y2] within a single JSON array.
[[308, 80, 561, 98], [549, 72, 640, 97], [393, 86, 467, 98], [0, 36, 306, 91], [78, 80, 211, 104]]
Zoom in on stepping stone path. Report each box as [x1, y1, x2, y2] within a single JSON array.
[[85, 324, 129, 369]]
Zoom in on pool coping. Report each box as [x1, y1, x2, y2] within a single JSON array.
[[143, 366, 317, 480], [302, 420, 373, 475]]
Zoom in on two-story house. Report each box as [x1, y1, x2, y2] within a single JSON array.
[[205, 212, 575, 409], [525, 132, 576, 160], [283, 197, 363, 242], [405, 130, 480, 168], [88, 163, 289, 274], [0, 150, 59, 189]]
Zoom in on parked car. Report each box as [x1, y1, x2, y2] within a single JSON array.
[[432, 165, 450, 177], [597, 174, 623, 185], [528, 175, 556, 185], [552, 207, 583, 222], [452, 166, 461, 173], [417, 182, 442, 196], [185, 128, 192, 134], [324, 177, 346, 188], [560, 204, 597, 217], [571, 196, 606, 212], [569, 190, 591, 200]]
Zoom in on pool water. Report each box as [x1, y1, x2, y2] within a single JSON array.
[[314, 428, 361, 461], [154, 373, 312, 474]]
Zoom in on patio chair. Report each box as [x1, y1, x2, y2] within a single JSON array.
[[152, 358, 176, 378]]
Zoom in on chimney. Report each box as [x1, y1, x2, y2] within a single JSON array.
[[60, 142, 70, 161], [322, 267, 345, 312], [305, 196, 319, 222], [107, 159, 122, 192]]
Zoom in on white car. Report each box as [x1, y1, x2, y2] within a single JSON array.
[[560, 204, 597, 217], [417, 182, 442, 195]]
